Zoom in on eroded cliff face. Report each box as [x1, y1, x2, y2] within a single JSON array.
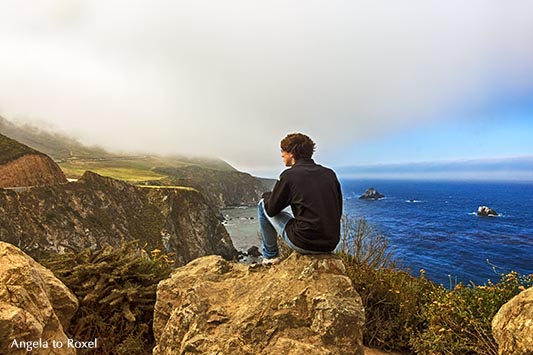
[[0, 171, 237, 264], [153, 166, 265, 208], [153, 253, 366, 355]]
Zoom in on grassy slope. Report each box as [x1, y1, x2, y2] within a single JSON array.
[[0, 133, 41, 165]]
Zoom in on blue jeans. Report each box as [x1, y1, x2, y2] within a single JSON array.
[[258, 199, 324, 259]]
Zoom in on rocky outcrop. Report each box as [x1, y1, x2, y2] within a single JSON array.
[[492, 287, 533, 355], [0, 133, 67, 188], [0, 171, 237, 264], [153, 253, 365, 355], [477, 205, 498, 217], [0, 242, 78, 355], [359, 188, 385, 200], [153, 165, 265, 208]]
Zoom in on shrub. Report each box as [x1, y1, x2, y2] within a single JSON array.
[[412, 271, 533, 355], [338, 216, 395, 269], [338, 215, 437, 352], [41, 241, 173, 355]]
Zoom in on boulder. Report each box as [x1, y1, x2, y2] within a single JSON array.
[[477, 206, 498, 217], [153, 253, 365, 355], [0, 242, 78, 355], [359, 188, 385, 200], [492, 287, 533, 355]]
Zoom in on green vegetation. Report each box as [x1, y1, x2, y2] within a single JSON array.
[[138, 185, 198, 192], [337, 215, 532, 355], [61, 163, 167, 182], [0, 133, 40, 165], [413, 272, 533, 355], [41, 242, 174, 355]]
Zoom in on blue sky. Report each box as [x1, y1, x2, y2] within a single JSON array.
[[334, 113, 533, 166], [326, 91, 533, 180]]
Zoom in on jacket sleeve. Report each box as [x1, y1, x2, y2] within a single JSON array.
[[264, 174, 291, 217], [336, 178, 343, 218]]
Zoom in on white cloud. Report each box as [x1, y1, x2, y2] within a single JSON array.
[[0, 0, 532, 173]]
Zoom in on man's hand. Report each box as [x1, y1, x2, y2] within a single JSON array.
[[261, 191, 272, 200]]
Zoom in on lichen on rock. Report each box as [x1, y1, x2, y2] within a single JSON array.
[[0, 241, 78, 355], [153, 253, 365, 355], [492, 287, 533, 355]]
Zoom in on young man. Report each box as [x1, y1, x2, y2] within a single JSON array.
[[258, 133, 343, 265]]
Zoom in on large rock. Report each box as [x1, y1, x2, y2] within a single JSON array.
[[359, 188, 385, 200], [0, 242, 78, 355], [492, 287, 533, 355], [153, 253, 365, 355], [0, 171, 237, 264], [477, 205, 498, 217], [0, 133, 67, 188]]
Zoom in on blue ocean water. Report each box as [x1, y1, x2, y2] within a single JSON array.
[[341, 179, 533, 286]]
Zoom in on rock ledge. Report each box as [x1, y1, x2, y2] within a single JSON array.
[[153, 253, 365, 355]]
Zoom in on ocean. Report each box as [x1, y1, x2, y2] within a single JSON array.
[[222, 179, 533, 286]]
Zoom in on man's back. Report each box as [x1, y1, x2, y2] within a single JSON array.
[[265, 158, 343, 252]]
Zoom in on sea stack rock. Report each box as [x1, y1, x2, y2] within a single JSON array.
[[492, 287, 533, 355], [153, 253, 366, 355], [477, 206, 498, 217], [0, 242, 78, 355], [359, 187, 385, 200]]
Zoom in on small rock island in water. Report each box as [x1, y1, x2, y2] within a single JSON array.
[[477, 205, 499, 217], [359, 187, 385, 200]]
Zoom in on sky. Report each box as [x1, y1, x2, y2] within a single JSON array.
[[0, 1, 532, 178]]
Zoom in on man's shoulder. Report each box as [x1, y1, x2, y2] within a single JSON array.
[[278, 167, 295, 180]]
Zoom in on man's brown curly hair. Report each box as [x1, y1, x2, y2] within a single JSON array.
[[280, 133, 316, 160]]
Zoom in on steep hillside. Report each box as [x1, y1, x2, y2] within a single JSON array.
[[0, 133, 67, 188], [0, 171, 237, 264], [152, 165, 265, 208]]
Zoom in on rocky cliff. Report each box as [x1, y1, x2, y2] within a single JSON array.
[[0, 171, 237, 264], [153, 253, 365, 355], [153, 165, 266, 208], [0, 242, 78, 355], [0, 133, 67, 188]]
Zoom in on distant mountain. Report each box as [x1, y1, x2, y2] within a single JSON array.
[[335, 157, 533, 181], [0, 116, 112, 160], [0, 116, 269, 206], [0, 116, 235, 171]]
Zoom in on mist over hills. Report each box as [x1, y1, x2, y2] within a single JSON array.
[[0, 116, 236, 171], [0, 116, 274, 207]]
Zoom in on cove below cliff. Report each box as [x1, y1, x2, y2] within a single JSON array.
[[221, 205, 261, 252]]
